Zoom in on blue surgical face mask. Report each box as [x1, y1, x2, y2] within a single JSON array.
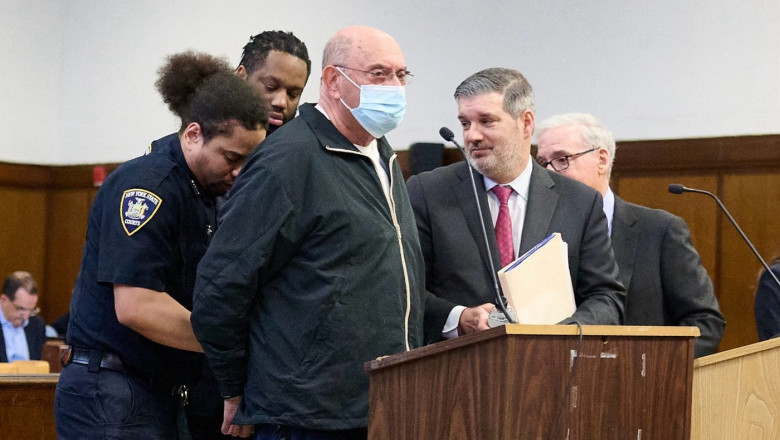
[[338, 68, 407, 138]]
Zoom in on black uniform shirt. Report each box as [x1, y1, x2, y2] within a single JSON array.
[[67, 133, 214, 385]]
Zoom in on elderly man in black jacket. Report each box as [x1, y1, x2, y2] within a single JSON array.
[[191, 25, 424, 440]]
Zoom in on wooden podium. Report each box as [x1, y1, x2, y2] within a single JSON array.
[[0, 374, 59, 440], [692, 337, 780, 439], [366, 325, 698, 440]]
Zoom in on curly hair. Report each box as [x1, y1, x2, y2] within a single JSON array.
[[155, 51, 268, 140], [238, 30, 311, 79]]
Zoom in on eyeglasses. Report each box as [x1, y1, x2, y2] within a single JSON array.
[[11, 302, 40, 316], [334, 65, 414, 85], [537, 147, 598, 172]]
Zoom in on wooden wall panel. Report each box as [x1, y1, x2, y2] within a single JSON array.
[[0, 375, 59, 440], [0, 188, 48, 299], [611, 139, 780, 352], [0, 134, 776, 353], [0, 165, 100, 324], [42, 189, 94, 322], [0, 163, 52, 188], [615, 175, 719, 290], [719, 173, 780, 350]]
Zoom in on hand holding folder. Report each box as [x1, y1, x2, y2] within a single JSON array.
[[497, 232, 576, 324]]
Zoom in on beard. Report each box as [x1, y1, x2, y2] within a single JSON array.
[[204, 182, 231, 198], [467, 142, 525, 181], [266, 112, 293, 136]]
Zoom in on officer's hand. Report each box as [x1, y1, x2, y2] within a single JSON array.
[[222, 396, 253, 438], [457, 303, 495, 335]]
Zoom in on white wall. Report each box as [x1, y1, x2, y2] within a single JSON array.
[[1, 1, 63, 163], [1, 0, 778, 165]]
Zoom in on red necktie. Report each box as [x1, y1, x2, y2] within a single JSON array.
[[492, 185, 515, 267]]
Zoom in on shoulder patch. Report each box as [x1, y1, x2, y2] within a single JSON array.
[[120, 189, 163, 236]]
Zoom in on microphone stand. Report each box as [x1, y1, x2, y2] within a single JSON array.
[[440, 127, 516, 323], [668, 184, 780, 289]]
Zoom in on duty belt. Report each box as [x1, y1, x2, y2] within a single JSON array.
[[61, 346, 189, 403], [62, 347, 128, 373]]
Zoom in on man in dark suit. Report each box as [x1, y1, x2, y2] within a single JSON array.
[[536, 113, 725, 357], [755, 257, 780, 341], [407, 68, 625, 341], [0, 271, 46, 362]]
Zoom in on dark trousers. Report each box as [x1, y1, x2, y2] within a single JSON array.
[[55, 362, 187, 439], [186, 363, 232, 440], [254, 424, 367, 440]]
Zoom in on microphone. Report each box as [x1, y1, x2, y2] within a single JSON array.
[[438, 127, 456, 142], [668, 184, 780, 289], [439, 127, 516, 324]]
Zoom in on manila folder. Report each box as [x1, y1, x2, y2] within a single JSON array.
[[497, 232, 576, 324]]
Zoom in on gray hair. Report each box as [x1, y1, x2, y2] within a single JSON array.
[[536, 113, 616, 173], [454, 68, 535, 118], [322, 34, 352, 69]]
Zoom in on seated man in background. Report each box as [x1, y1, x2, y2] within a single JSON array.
[[0, 271, 46, 362], [536, 113, 725, 357]]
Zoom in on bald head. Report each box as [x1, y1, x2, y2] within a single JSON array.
[[322, 26, 402, 68], [318, 26, 407, 146]]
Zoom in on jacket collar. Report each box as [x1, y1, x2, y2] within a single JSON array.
[[299, 103, 396, 161], [611, 196, 639, 288], [454, 162, 501, 274], [519, 162, 558, 255]]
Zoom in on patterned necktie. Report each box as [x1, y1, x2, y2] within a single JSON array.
[[492, 185, 515, 267]]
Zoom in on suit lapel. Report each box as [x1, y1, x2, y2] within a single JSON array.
[[23, 322, 35, 355], [455, 164, 502, 274], [0, 327, 7, 362], [520, 163, 558, 254], [611, 196, 639, 289]]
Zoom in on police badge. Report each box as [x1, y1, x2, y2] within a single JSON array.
[[120, 189, 163, 236]]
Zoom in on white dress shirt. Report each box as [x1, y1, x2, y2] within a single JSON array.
[[0, 312, 30, 361], [602, 187, 615, 236], [443, 158, 534, 338]]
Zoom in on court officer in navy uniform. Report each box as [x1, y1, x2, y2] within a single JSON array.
[[54, 51, 268, 439]]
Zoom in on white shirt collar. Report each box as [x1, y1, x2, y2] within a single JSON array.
[[482, 156, 533, 200], [603, 187, 615, 236]]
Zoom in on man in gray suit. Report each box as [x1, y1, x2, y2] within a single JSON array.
[[536, 113, 725, 357], [407, 68, 625, 342]]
